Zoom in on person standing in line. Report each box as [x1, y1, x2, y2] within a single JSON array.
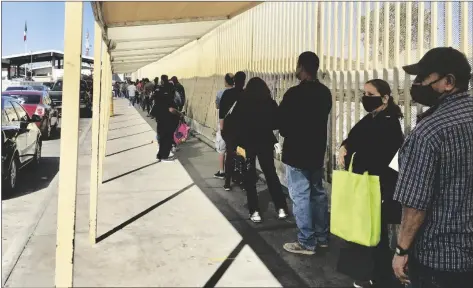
[[113, 81, 119, 98], [232, 77, 289, 223], [136, 79, 143, 106], [120, 81, 128, 98], [392, 47, 473, 288], [171, 76, 186, 112], [220, 71, 246, 191], [214, 73, 234, 179], [153, 76, 181, 162], [336, 79, 404, 288], [144, 78, 155, 116], [279, 51, 332, 255], [127, 80, 137, 107]]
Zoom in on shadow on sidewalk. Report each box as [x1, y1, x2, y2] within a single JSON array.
[[96, 183, 195, 243], [177, 151, 309, 287], [2, 157, 59, 200], [107, 130, 153, 141], [105, 142, 154, 157], [109, 122, 148, 131]]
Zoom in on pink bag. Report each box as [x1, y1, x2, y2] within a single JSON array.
[[174, 122, 190, 144]]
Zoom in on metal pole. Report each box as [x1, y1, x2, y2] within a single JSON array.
[[55, 2, 83, 287]]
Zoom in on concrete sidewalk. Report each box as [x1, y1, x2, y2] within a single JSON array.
[[5, 99, 352, 287]]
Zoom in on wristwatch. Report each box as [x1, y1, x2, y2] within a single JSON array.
[[395, 245, 409, 256]]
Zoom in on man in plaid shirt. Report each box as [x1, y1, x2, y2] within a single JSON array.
[[392, 47, 473, 288]]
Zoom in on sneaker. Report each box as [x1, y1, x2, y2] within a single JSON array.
[[283, 242, 315, 256], [249, 212, 262, 223], [171, 147, 177, 153], [318, 241, 329, 248], [278, 209, 288, 220], [160, 156, 176, 162], [169, 151, 175, 158], [223, 184, 231, 191], [214, 171, 225, 179], [353, 280, 374, 288]]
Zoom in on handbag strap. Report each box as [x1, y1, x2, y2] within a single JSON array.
[[225, 101, 237, 118], [348, 152, 356, 172]]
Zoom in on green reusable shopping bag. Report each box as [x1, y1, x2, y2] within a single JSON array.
[[330, 153, 381, 247]]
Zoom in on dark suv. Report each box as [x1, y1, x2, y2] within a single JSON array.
[[49, 79, 92, 117]]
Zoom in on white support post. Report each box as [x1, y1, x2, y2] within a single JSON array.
[[89, 21, 103, 245], [55, 2, 83, 287]]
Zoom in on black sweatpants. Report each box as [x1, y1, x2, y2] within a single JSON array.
[[244, 147, 288, 214], [224, 141, 236, 186], [157, 121, 175, 160]]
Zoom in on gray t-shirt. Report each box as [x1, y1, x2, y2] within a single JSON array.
[[215, 87, 230, 109]]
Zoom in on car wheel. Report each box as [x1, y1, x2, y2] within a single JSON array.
[[5, 157, 18, 192], [33, 140, 42, 166]]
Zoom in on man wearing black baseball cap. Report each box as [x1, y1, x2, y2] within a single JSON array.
[[392, 47, 473, 287]]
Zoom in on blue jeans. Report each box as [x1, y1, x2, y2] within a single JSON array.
[[286, 165, 329, 251]]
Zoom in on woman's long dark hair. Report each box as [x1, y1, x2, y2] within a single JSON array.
[[365, 79, 403, 119], [241, 77, 272, 103]]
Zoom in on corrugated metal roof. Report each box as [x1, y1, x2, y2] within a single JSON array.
[[91, 1, 260, 73]]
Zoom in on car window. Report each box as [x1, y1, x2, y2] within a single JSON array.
[[11, 102, 29, 122], [6, 86, 27, 91], [32, 86, 44, 91], [4, 101, 19, 122], [52, 81, 63, 91], [2, 110, 9, 126], [16, 94, 41, 104]]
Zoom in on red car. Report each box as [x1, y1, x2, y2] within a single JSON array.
[[2, 91, 59, 139]]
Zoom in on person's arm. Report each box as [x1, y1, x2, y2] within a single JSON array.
[[392, 134, 438, 282], [277, 89, 291, 137], [169, 107, 182, 116]]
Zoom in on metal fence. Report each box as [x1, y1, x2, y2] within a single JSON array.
[[133, 1, 473, 181]]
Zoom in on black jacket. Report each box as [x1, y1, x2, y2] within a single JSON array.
[[342, 109, 404, 224], [278, 80, 332, 170], [233, 96, 279, 152]]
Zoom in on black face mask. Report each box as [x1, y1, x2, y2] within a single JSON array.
[[362, 96, 384, 112], [410, 77, 444, 107]]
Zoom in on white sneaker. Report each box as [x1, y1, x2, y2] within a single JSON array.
[[249, 211, 262, 223], [161, 156, 176, 162], [278, 209, 288, 220]]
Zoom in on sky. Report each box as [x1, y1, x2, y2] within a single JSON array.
[[1, 1, 95, 57]]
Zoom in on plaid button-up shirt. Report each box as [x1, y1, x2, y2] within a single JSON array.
[[394, 91, 473, 272]]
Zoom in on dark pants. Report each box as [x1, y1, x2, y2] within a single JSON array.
[[408, 256, 473, 288], [145, 98, 151, 114], [372, 224, 398, 286], [338, 223, 399, 287], [224, 141, 236, 186], [244, 148, 288, 214], [157, 124, 174, 160]]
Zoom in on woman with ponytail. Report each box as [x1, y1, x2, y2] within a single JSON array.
[[337, 79, 404, 288]]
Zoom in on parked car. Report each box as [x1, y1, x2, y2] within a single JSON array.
[[2, 91, 59, 139], [5, 85, 34, 91], [42, 82, 55, 89], [31, 85, 50, 92], [1, 96, 42, 192], [49, 79, 92, 117]]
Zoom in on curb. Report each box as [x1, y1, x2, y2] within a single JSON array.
[[1, 119, 93, 286]]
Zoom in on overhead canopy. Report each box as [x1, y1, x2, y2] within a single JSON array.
[[2, 50, 94, 67], [92, 1, 260, 74]]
